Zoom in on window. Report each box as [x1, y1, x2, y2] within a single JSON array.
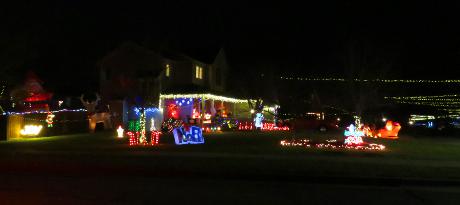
[[165, 64, 170, 77], [195, 65, 203, 79]]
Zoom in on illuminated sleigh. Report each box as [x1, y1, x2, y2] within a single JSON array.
[[376, 120, 401, 139]]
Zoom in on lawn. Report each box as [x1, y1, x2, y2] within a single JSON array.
[[1, 129, 460, 183]]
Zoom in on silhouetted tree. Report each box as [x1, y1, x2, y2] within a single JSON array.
[[343, 39, 397, 121]]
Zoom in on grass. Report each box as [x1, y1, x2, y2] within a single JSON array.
[[1, 129, 460, 182]]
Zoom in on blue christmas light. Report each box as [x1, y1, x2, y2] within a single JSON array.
[[173, 126, 204, 145], [174, 98, 193, 106], [133, 107, 160, 116]]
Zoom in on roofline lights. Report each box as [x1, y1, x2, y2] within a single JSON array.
[[160, 93, 254, 103]]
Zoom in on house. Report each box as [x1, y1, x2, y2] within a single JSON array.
[[98, 42, 275, 129]]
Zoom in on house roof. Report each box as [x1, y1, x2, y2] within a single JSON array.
[[99, 41, 225, 70], [99, 42, 164, 77]]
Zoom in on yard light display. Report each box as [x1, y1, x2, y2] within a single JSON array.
[[279, 124, 386, 151], [172, 126, 204, 145], [139, 111, 147, 145], [202, 125, 222, 132], [238, 122, 289, 131], [377, 120, 401, 139], [127, 131, 138, 146], [203, 113, 212, 124], [46, 111, 55, 127], [262, 122, 290, 131], [254, 113, 264, 130], [344, 124, 364, 145], [150, 118, 156, 131], [238, 122, 253, 130], [161, 118, 184, 132], [20, 125, 43, 136], [280, 138, 385, 151], [117, 125, 124, 138], [150, 131, 161, 145]]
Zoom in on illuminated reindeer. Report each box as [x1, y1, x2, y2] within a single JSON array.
[[80, 93, 112, 132]]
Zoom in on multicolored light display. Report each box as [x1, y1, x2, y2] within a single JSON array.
[[376, 120, 401, 139], [344, 124, 364, 145], [172, 126, 204, 145], [238, 122, 290, 131], [46, 112, 55, 127], [280, 124, 386, 151], [280, 139, 385, 151]]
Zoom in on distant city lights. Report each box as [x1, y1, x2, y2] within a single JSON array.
[[280, 77, 460, 83]]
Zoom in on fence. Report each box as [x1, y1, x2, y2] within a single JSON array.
[[1, 111, 89, 140]]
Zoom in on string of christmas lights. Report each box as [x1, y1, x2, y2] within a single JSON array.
[[280, 77, 460, 83], [128, 131, 139, 146], [150, 131, 161, 145], [280, 139, 386, 151], [139, 111, 147, 145], [160, 93, 253, 103], [238, 122, 290, 131], [2, 108, 87, 116], [385, 95, 460, 109]]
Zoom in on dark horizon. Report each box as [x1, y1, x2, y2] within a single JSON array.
[[2, 1, 460, 94]]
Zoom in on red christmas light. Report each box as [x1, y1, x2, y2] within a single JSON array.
[[128, 131, 139, 146], [238, 122, 289, 131], [150, 131, 161, 145]]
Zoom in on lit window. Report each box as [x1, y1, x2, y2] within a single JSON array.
[[195, 65, 203, 79], [165, 64, 170, 77]]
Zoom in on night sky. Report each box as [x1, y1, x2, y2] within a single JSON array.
[[2, 1, 460, 94]]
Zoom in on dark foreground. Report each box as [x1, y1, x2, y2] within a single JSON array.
[[1, 131, 460, 204]]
